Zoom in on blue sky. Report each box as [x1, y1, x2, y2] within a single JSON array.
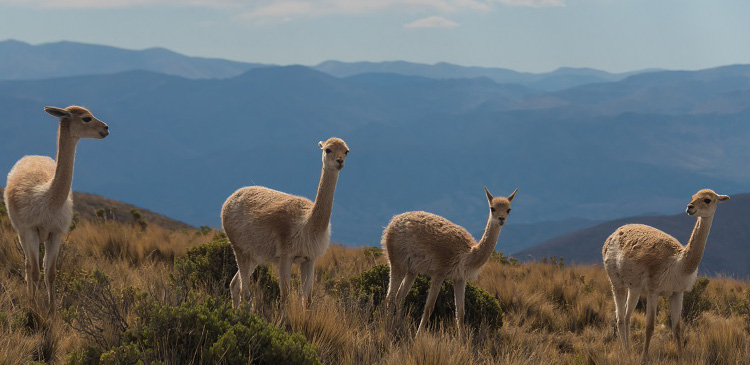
[[0, 0, 748, 72]]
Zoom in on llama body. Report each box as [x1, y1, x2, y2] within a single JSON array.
[[4, 106, 109, 312], [603, 189, 729, 364], [222, 137, 349, 309], [383, 187, 516, 335]]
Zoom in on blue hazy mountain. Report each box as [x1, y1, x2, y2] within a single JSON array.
[[515, 194, 750, 278], [0, 39, 267, 80], [1, 46, 749, 256], [315, 60, 654, 91]]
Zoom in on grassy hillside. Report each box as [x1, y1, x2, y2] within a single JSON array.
[[0, 186, 192, 231], [1, 204, 749, 364]]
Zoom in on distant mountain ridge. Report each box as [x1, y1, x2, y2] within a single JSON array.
[[515, 193, 750, 278], [0, 39, 267, 80]]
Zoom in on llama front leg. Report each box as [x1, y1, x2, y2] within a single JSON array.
[[18, 229, 41, 303], [43, 232, 62, 313], [670, 292, 684, 359], [416, 275, 445, 336], [300, 259, 315, 309], [453, 278, 466, 334]]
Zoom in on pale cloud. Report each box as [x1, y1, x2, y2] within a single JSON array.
[[404, 15, 459, 28], [0, 0, 565, 18]]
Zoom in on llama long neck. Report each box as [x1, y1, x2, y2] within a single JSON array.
[[47, 122, 79, 208], [681, 216, 713, 274], [466, 214, 503, 269], [305, 167, 339, 237]]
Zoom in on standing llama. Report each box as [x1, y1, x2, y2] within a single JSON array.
[[382, 186, 517, 335], [222, 137, 349, 309], [4, 106, 109, 312], [603, 189, 729, 364]]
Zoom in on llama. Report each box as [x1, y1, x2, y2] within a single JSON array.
[[382, 186, 517, 335], [4, 106, 109, 312], [603, 189, 729, 364], [222, 137, 349, 309]]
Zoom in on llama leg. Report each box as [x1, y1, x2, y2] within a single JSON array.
[[416, 275, 445, 335], [230, 271, 242, 308], [43, 232, 62, 313], [395, 272, 417, 317], [612, 285, 628, 348], [385, 266, 405, 309], [624, 287, 641, 347], [18, 229, 41, 302], [453, 278, 466, 334], [642, 292, 658, 364], [300, 259, 315, 309], [279, 255, 292, 307], [669, 292, 684, 359]]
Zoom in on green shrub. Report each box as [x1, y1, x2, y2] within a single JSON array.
[[681, 276, 712, 324], [344, 264, 503, 330], [173, 237, 279, 301], [119, 296, 321, 365]]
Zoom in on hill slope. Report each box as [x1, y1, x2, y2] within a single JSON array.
[[0, 186, 191, 230], [515, 193, 750, 278]]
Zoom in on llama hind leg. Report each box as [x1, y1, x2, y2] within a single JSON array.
[[611, 285, 628, 348], [231, 256, 258, 308], [624, 287, 641, 347], [416, 275, 446, 336], [395, 272, 417, 317], [385, 265, 405, 309], [18, 229, 41, 303], [43, 232, 62, 314]]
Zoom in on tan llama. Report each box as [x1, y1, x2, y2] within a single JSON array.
[[603, 189, 729, 364], [382, 186, 516, 335], [222, 137, 349, 309], [4, 106, 109, 312]]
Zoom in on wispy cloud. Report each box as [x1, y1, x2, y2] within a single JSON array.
[[0, 0, 565, 20], [404, 15, 459, 28]]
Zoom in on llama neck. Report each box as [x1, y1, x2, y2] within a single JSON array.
[[47, 122, 79, 208], [305, 167, 339, 236], [681, 216, 713, 274], [466, 214, 502, 269]]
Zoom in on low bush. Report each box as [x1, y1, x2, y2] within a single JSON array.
[[343, 264, 503, 330]]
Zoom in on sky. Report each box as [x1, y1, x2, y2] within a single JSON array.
[[0, 0, 748, 73]]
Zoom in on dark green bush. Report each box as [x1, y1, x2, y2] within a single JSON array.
[[344, 264, 503, 331], [173, 236, 279, 301], [117, 296, 320, 365], [681, 276, 712, 324]]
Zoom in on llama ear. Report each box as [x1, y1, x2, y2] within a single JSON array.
[[718, 195, 730, 202], [318, 141, 324, 149], [484, 186, 493, 203], [508, 188, 518, 202], [44, 106, 70, 118]]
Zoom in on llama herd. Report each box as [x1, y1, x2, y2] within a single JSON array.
[[3, 105, 730, 363]]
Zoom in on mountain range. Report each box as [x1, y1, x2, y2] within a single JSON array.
[[516, 193, 750, 278], [1, 40, 749, 268]]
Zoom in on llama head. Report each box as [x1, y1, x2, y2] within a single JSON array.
[[318, 137, 349, 171], [484, 187, 517, 226], [45, 105, 109, 139], [686, 189, 729, 218]]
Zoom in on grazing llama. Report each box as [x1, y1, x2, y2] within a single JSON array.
[[603, 189, 730, 364], [382, 186, 517, 335], [4, 106, 109, 312], [222, 137, 349, 309]]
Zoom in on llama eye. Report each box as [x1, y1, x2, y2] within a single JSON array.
[[82, 117, 92, 122], [704, 199, 711, 204], [490, 207, 496, 212], [345, 150, 349, 155], [507, 209, 511, 213], [325, 148, 331, 154]]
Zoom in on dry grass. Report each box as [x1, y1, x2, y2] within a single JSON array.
[[1, 216, 749, 364]]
